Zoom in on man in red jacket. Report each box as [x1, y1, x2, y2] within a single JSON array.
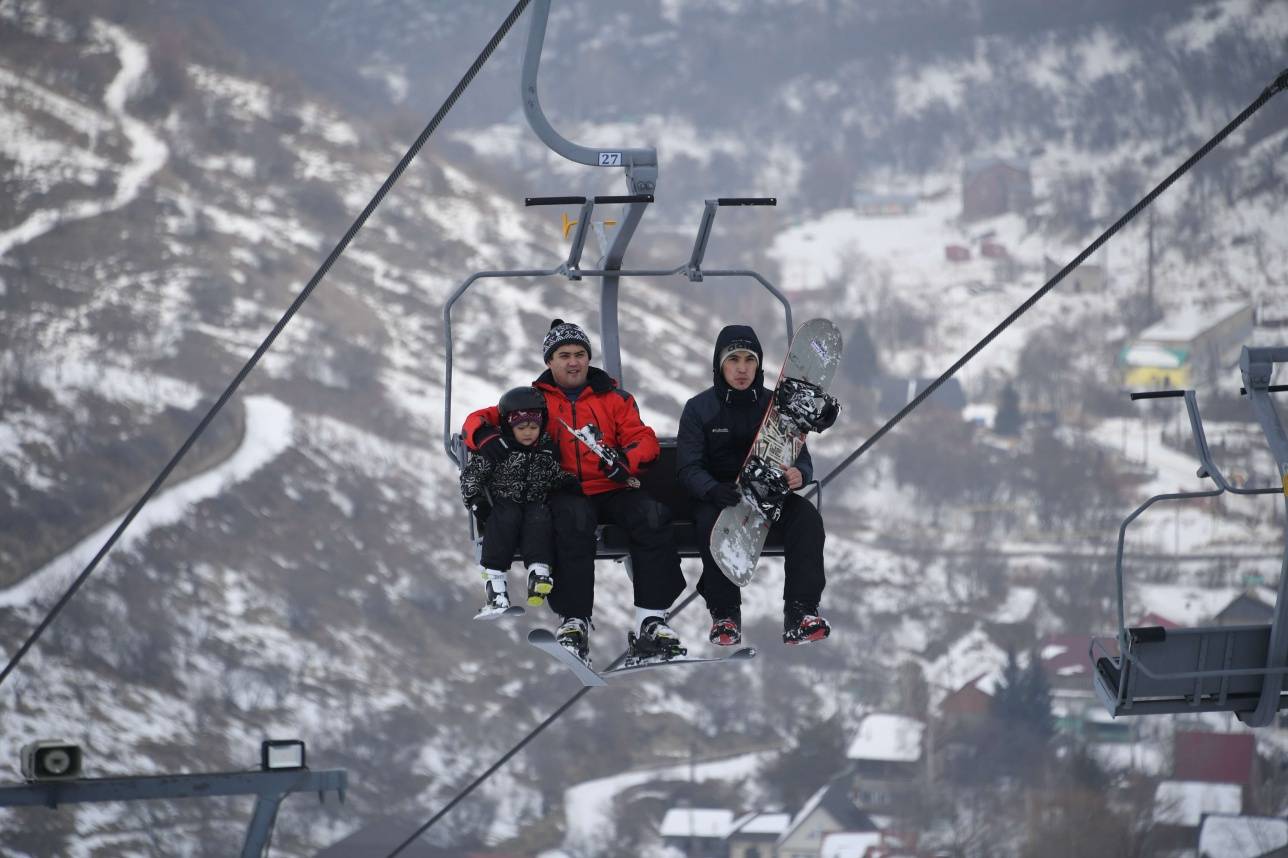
[[463, 319, 687, 665]]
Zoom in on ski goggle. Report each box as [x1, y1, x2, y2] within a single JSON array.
[[507, 409, 544, 428]]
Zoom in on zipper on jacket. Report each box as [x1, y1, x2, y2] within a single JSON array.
[[570, 400, 584, 482]]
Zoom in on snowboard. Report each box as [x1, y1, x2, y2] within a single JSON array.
[[527, 629, 757, 688], [711, 318, 842, 587]]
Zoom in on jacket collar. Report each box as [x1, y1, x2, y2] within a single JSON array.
[[535, 365, 617, 396], [715, 378, 762, 407]]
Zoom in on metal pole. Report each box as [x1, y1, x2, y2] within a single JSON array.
[[241, 794, 284, 858]]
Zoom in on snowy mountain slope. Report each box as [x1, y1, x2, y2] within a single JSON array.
[[1, 1, 1286, 855]]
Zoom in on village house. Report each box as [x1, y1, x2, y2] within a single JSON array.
[[1151, 779, 1243, 854], [846, 714, 925, 815], [961, 157, 1032, 221], [1198, 814, 1288, 857], [853, 191, 918, 217], [778, 779, 878, 858], [659, 807, 735, 858], [820, 830, 882, 858], [1213, 590, 1276, 626], [1173, 731, 1260, 813], [1043, 254, 1107, 293], [726, 811, 791, 858]]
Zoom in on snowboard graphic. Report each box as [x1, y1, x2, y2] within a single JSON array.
[[711, 318, 842, 587]]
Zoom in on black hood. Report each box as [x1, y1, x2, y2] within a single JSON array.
[[712, 324, 765, 403]]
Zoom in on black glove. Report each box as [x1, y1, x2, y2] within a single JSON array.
[[465, 495, 491, 523], [706, 483, 741, 507], [599, 448, 631, 484], [473, 425, 512, 464]]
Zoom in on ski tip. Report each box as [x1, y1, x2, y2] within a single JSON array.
[[474, 605, 525, 621], [528, 628, 556, 644], [731, 647, 758, 661]]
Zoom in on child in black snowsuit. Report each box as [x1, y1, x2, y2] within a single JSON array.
[[460, 386, 578, 619]]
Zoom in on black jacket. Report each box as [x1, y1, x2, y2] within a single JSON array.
[[459, 435, 577, 505], [676, 324, 814, 501]]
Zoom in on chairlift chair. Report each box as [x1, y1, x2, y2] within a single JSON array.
[[442, 0, 818, 563], [1091, 346, 1288, 726]]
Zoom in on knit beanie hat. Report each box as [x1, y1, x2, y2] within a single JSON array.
[[542, 319, 593, 363]]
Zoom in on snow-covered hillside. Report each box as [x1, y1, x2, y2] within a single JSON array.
[[1, 1, 1287, 855]]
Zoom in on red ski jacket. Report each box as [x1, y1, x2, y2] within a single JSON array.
[[463, 367, 660, 497]]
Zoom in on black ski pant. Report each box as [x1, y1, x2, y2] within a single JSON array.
[[694, 493, 826, 612], [479, 499, 554, 572], [546, 488, 687, 620]]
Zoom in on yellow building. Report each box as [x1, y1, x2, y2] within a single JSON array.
[[1120, 301, 1253, 390]]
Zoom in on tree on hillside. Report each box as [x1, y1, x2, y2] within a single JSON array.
[[994, 382, 1023, 436], [757, 713, 849, 811], [986, 647, 1055, 783]]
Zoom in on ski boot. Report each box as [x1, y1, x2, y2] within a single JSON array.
[[783, 601, 831, 645], [627, 616, 687, 665], [473, 578, 512, 621], [708, 605, 742, 647], [555, 616, 592, 665], [527, 563, 554, 607]]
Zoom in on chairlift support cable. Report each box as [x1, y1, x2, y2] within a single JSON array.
[[385, 591, 701, 857], [807, 65, 1288, 497], [0, 0, 534, 691]]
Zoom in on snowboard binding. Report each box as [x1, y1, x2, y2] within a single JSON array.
[[740, 455, 791, 522], [776, 377, 840, 434], [626, 617, 688, 666]]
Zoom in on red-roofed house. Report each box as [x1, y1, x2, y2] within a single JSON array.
[[1039, 635, 1132, 742], [939, 674, 992, 720], [1173, 731, 1260, 812], [1039, 634, 1094, 691], [1135, 611, 1181, 630]]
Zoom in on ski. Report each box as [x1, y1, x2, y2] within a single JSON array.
[[528, 629, 758, 687], [527, 628, 606, 687], [607, 646, 757, 677], [473, 604, 526, 621]]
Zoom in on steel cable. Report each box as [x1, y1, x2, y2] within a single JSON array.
[[0, 0, 534, 690], [808, 66, 1288, 496]]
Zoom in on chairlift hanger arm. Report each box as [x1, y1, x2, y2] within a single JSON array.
[[521, 0, 660, 383], [520, 0, 657, 181]]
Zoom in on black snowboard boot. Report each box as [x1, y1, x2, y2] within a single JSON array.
[[783, 601, 830, 645], [708, 605, 742, 646], [629, 616, 687, 661], [555, 616, 591, 664]]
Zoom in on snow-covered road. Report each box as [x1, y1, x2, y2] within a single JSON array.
[[550, 749, 772, 855], [0, 396, 294, 607], [0, 20, 168, 261]]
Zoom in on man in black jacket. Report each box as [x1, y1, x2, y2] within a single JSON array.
[[676, 324, 831, 646]]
